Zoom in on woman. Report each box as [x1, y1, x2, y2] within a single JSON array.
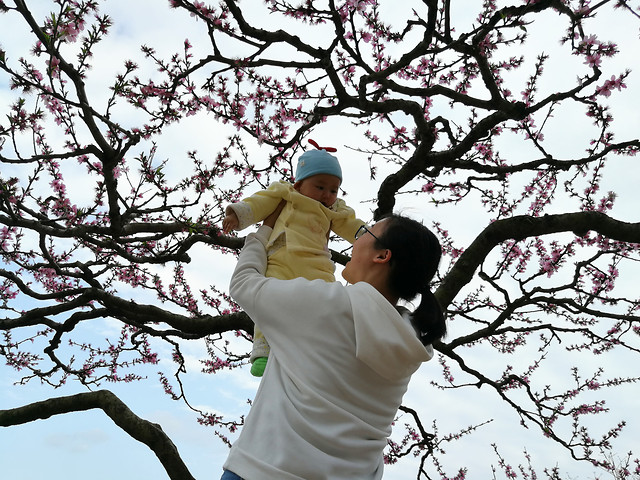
[[221, 211, 446, 480]]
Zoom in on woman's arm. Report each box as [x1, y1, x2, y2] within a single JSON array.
[[228, 200, 286, 315], [229, 220, 348, 345], [263, 200, 286, 229], [229, 225, 272, 311]]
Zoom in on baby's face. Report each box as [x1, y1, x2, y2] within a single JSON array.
[[295, 174, 341, 208]]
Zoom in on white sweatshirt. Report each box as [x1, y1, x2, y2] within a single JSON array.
[[224, 226, 434, 480]]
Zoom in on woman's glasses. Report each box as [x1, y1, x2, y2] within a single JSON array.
[[355, 224, 381, 242]]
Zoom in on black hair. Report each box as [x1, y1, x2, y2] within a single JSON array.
[[374, 214, 446, 346]]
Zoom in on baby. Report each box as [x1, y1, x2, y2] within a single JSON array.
[[223, 140, 364, 376]]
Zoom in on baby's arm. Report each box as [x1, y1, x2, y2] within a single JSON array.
[[222, 182, 290, 233], [330, 199, 365, 244]]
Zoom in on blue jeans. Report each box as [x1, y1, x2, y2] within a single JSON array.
[[221, 470, 243, 480]]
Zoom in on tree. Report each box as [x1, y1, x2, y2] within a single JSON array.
[[2, 0, 640, 478]]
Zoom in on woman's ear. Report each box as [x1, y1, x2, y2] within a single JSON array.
[[373, 249, 392, 264]]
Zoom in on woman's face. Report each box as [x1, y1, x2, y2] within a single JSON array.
[[341, 219, 389, 284]]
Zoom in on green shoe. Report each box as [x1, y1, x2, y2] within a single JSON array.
[[250, 357, 268, 377]]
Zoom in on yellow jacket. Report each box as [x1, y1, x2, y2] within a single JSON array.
[[227, 181, 363, 255]]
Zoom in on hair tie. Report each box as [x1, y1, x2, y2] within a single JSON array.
[[308, 139, 337, 152]]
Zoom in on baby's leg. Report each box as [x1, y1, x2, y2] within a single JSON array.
[[249, 327, 270, 376], [247, 251, 295, 376]]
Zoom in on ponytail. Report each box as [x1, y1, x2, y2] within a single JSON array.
[[411, 289, 446, 346], [375, 214, 447, 345]]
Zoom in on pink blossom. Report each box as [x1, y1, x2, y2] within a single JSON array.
[[422, 182, 435, 193], [584, 53, 602, 68], [595, 75, 627, 98], [191, 1, 205, 17], [46, 56, 61, 77], [581, 34, 598, 47]]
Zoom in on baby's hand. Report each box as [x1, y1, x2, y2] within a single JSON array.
[[222, 211, 239, 233]]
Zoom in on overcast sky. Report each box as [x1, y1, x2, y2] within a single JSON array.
[[1, 1, 640, 479]]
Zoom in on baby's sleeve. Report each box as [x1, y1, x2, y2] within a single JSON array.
[[330, 199, 365, 245], [226, 182, 289, 231]]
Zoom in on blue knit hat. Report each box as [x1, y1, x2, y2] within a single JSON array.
[[295, 140, 342, 183]]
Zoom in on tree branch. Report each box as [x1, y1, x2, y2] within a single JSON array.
[[437, 211, 640, 307], [0, 390, 196, 480]]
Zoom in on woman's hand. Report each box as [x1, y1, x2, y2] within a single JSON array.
[[263, 200, 286, 229]]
